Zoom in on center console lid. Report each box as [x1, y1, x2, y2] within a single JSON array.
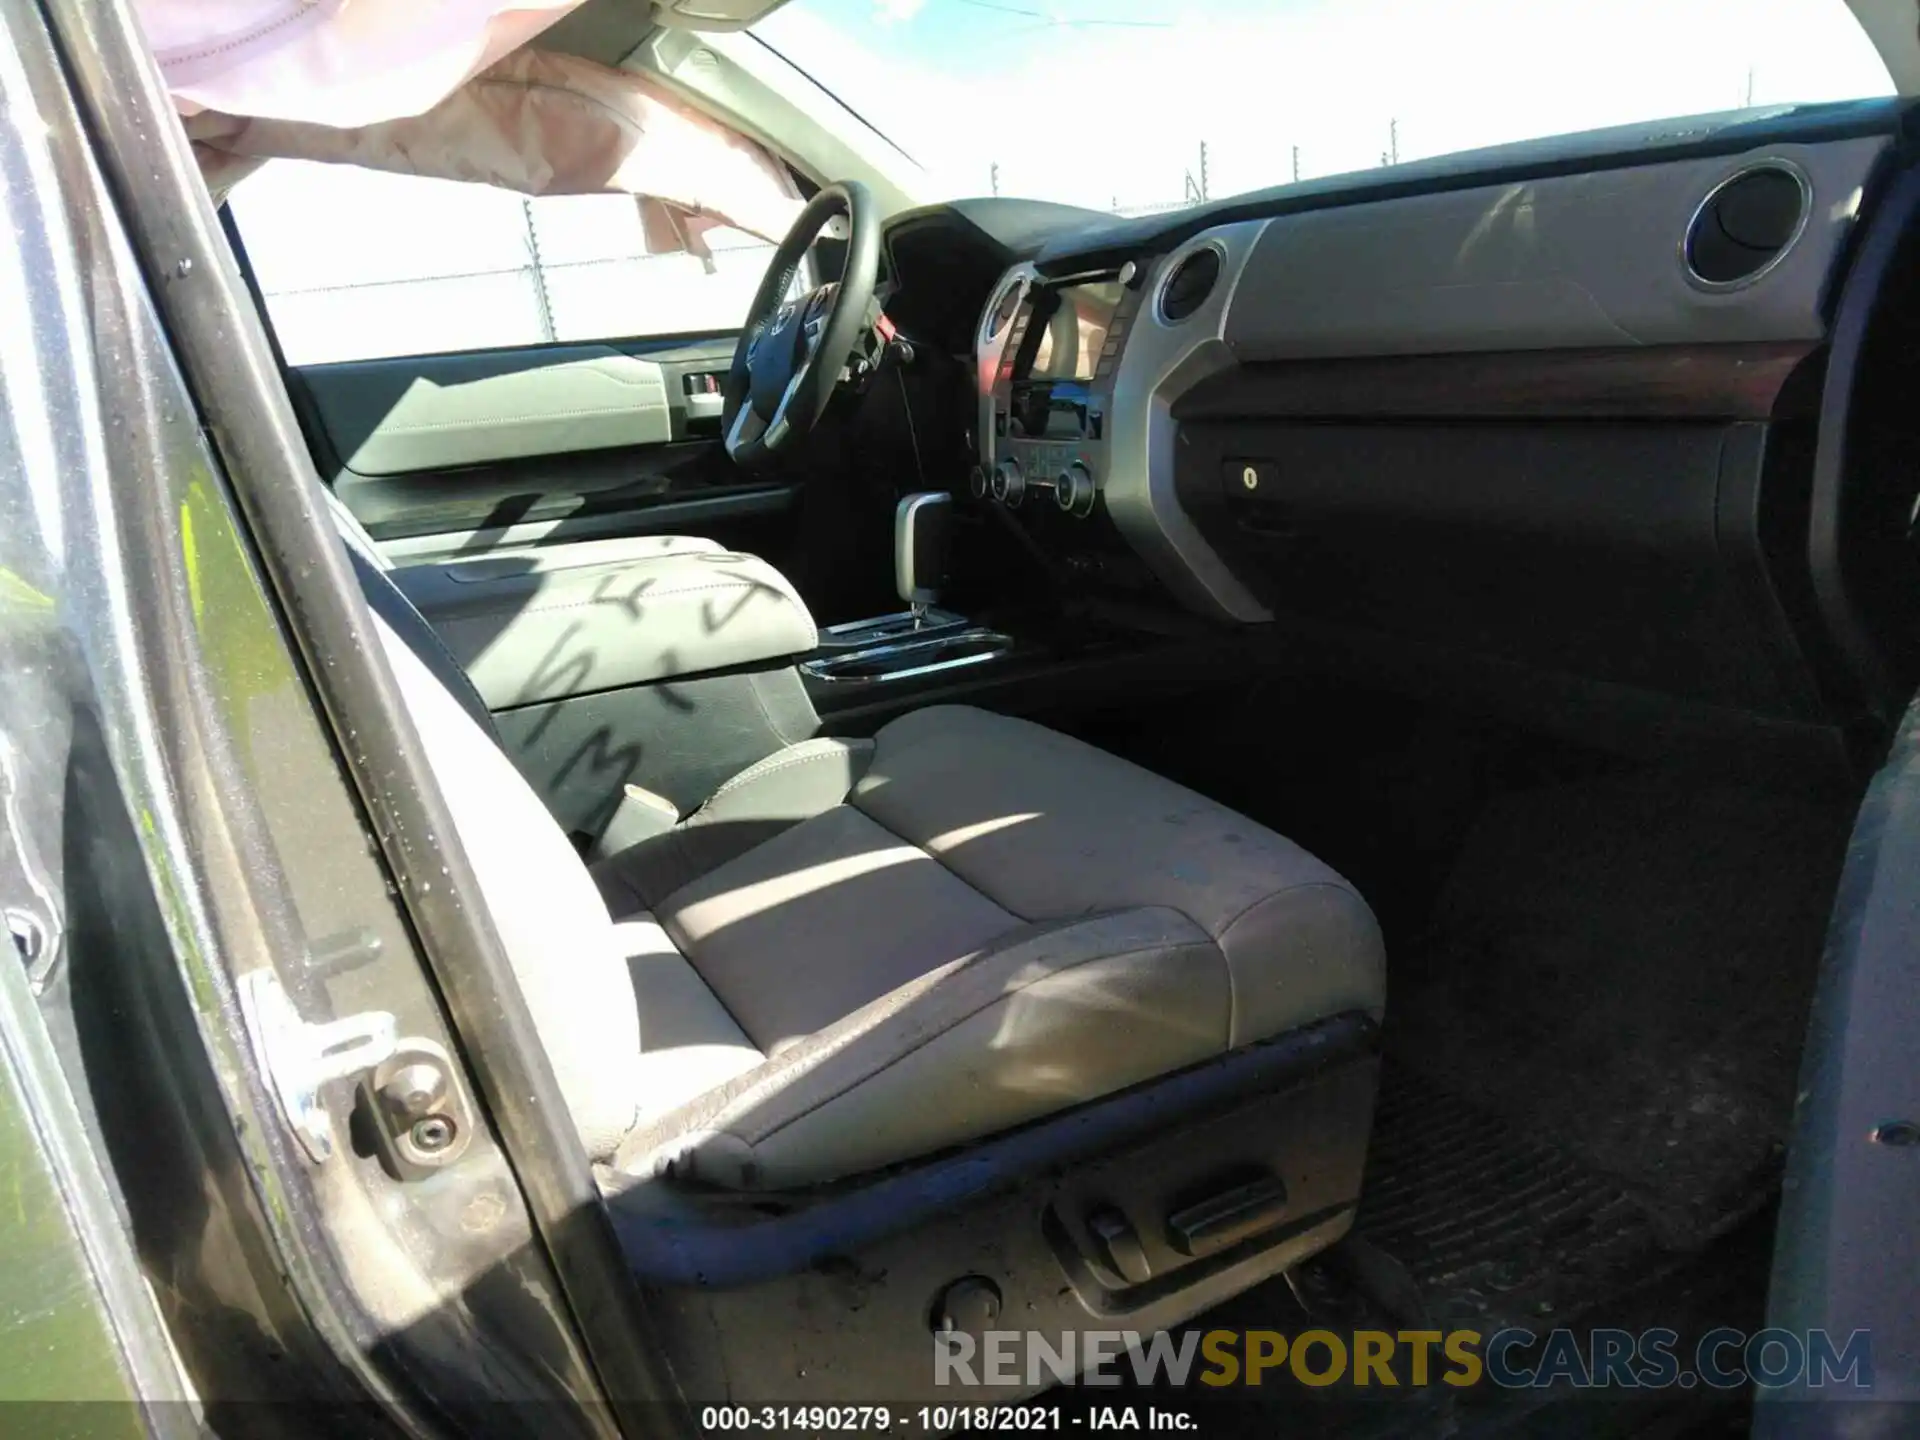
[[392, 540, 818, 710]]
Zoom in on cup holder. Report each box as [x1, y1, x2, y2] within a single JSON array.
[[802, 628, 1013, 683]]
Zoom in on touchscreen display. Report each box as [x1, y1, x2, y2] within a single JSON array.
[[1028, 281, 1123, 382]]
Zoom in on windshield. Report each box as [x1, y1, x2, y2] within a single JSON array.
[[751, 0, 1894, 214]]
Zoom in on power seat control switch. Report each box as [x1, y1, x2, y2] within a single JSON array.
[[1085, 1204, 1153, 1285], [1166, 1172, 1291, 1257], [931, 1276, 1003, 1338]]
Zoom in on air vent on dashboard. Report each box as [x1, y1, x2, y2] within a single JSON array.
[[985, 278, 1024, 339], [1684, 162, 1810, 289], [1158, 245, 1223, 323]]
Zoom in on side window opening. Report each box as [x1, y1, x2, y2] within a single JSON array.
[[229, 161, 786, 366]]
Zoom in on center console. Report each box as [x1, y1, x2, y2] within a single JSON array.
[[967, 263, 1167, 598], [802, 492, 1014, 687], [974, 265, 1140, 518], [799, 253, 1248, 717]]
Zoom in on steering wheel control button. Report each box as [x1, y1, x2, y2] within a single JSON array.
[[1227, 458, 1278, 496], [992, 458, 1025, 507]]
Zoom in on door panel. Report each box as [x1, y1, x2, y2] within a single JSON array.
[[305, 345, 675, 475], [1759, 685, 1920, 1431], [286, 332, 801, 562], [324, 435, 776, 544]]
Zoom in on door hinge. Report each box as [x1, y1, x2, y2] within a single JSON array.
[[238, 968, 396, 1163]]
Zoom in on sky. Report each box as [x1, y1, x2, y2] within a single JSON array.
[[752, 0, 1894, 210]]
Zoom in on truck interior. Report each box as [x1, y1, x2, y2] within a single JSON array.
[[16, 0, 1920, 1435]]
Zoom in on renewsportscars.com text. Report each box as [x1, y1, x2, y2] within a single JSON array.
[[933, 1327, 1874, 1392]]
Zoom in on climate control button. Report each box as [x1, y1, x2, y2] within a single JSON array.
[[992, 457, 1025, 507], [1055, 462, 1096, 517]]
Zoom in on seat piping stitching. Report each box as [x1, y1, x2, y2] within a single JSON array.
[[697, 740, 867, 811], [1214, 879, 1360, 944]]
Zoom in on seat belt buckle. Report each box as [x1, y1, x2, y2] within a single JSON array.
[[593, 783, 681, 860]]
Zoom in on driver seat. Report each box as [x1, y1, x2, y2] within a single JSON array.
[[350, 519, 1386, 1189]]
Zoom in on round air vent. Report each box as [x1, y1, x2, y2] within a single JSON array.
[[1158, 244, 1223, 323], [1684, 162, 1810, 289], [984, 278, 1024, 340]]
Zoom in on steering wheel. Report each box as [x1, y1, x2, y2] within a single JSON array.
[[722, 180, 882, 470]]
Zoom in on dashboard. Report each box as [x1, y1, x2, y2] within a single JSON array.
[[883, 97, 1920, 754]]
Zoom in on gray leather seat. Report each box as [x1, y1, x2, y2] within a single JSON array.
[[365, 540, 1386, 1189]]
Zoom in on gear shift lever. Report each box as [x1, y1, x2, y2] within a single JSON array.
[[895, 492, 952, 628]]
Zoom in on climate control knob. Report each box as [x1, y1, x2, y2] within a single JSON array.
[[991, 458, 1026, 507], [969, 464, 990, 499], [1054, 462, 1096, 517]]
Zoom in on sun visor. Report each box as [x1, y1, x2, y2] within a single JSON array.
[[139, 3, 803, 248]]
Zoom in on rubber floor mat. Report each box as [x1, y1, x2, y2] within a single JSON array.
[[1384, 777, 1850, 1246], [1356, 1064, 1692, 1333]]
